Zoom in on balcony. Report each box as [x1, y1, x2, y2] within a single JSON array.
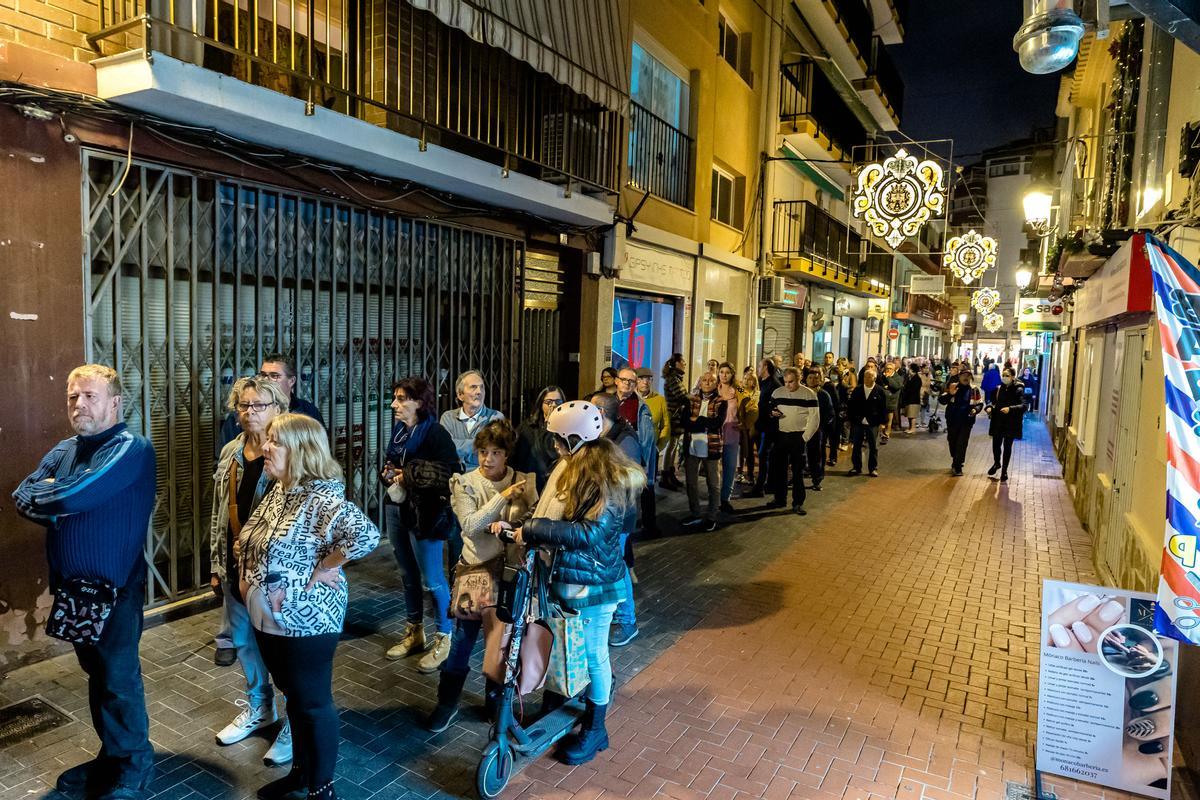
[[898, 293, 953, 328], [854, 38, 903, 130], [870, 0, 906, 44], [779, 61, 869, 188], [628, 102, 695, 209], [791, 0, 873, 79], [88, 0, 622, 225], [771, 200, 891, 297]]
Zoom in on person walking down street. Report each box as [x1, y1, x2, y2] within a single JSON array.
[[237, 414, 380, 800], [919, 365, 934, 424], [588, 392, 644, 647], [745, 359, 782, 498], [513, 385, 564, 492], [660, 354, 689, 491], [879, 362, 904, 442], [439, 370, 504, 567], [495, 401, 646, 766], [847, 368, 888, 477], [427, 420, 538, 732], [383, 377, 461, 672], [716, 362, 741, 514], [806, 368, 835, 492], [209, 376, 292, 767], [737, 372, 760, 484], [1021, 366, 1040, 412], [981, 363, 1002, 405], [900, 363, 923, 434], [986, 368, 1028, 483], [940, 369, 985, 477], [14, 365, 157, 800], [219, 353, 325, 450], [683, 372, 727, 532], [766, 368, 820, 514]]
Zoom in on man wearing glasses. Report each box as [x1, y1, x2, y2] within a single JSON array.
[[218, 353, 325, 449], [610, 367, 655, 647]]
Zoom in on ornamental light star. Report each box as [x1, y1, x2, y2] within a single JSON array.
[[852, 148, 946, 248], [944, 230, 998, 285], [971, 288, 1001, 316]]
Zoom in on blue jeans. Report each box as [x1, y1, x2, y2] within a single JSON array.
[[386, 504, 452, 634], [442, 617, 483, 675], [613, 534, 636, 626], [220, 578, 274, 706], [73, 573, 154, 784], [720, 440, 740, 503], [579, 602, 619, 705]]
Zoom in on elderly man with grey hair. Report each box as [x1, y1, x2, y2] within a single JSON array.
[[439, 370, 503, 566]]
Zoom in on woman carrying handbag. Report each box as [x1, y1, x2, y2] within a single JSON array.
[[492, 401, 645, 766], [986, 367, 1028, 483]]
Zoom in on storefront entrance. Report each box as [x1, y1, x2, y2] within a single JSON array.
[[612, 291, 679, 393]]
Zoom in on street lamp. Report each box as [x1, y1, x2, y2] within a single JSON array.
[[1016, 268, 1033, 291], [958, 313, 968, 325], [1023, 182, 1055, 238]]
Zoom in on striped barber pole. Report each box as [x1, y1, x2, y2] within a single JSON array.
[[1148, 234, 1200, 644]]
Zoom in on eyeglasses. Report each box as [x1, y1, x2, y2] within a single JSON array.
[[237, 402, 272, 413], [616, 377, 636, 384], [542, 397, 563, 406], [260, 371, 289, 381]]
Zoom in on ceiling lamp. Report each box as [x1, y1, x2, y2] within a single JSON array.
[[983, 312, 1005, 333], [972, 288, 1001, 315], [852, 148, 946, 248], [944, 229, 998, 285]]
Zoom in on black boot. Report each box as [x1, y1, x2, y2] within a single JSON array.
[[257, 765, 306, 800], [559, 702, 609, 766], [427, 670, 468, 732], [306, 781, 336, 800]]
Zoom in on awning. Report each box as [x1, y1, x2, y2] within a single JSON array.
[[407, 0, 630, 113]]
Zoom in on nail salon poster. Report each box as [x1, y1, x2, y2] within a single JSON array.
[[1037, 580, 1180, 798]]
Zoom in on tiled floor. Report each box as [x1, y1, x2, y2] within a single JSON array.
[[0, 419, 1186, 799]]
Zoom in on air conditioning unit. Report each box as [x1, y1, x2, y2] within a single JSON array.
[[541, 113, 600, 184], [760, 276, 788, 305]]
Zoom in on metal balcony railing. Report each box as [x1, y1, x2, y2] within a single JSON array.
[[89, 0, 623, 194], [779, 61, 868, 157], [828, 0, 875, 62], [867, 37, 904, 120], [860, 246, 894, 286], [773, 200, 861, 281], [905, 293, 952, 323], [627, 102, 695, 208]]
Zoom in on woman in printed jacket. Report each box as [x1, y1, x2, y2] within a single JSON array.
[[238, 414, 380, 800]]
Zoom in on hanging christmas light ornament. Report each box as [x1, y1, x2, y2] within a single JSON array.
[[971, 288, 1001, 315], [944, 229, 998, 284], [852, 148, 946, 248], [983, 312, 1005, 333]]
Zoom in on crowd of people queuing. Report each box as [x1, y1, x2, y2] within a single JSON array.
[[13, 349, 1035, 800]]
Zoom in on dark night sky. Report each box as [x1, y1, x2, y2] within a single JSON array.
[[890, 1, 1062, 163]]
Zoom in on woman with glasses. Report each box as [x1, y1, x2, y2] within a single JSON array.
[[209, 376, 294, 767], [513, 385, 565, 491]]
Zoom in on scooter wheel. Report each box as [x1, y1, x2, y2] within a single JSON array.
[[476, 741, 514, 799]]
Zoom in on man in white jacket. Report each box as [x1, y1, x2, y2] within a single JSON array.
[[766, 367, 820, 515]]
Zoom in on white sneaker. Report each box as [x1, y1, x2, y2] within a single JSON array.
[[263, 719, 293, 766], [216, 699, 276, 745]]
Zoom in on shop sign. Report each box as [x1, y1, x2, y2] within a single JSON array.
[[1036, 580, 1179, 799], [620, 242, 694, 294], [1072, 234, 1152, 328], [908, 274, 945, 295], [1017, 298, 1066, 332]]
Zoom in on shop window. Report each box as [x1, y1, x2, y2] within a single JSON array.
[[718, 14, 753, 85], [711, 165, 746, 229]]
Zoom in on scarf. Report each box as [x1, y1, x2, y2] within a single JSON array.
[[388, 415, 434, 466]]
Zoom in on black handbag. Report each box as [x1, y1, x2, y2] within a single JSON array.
[[47, 577, 118, 645]]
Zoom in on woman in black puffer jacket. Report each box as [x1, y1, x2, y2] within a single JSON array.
[[497, 400, 644, 767], [986, 367, 1027, 483]]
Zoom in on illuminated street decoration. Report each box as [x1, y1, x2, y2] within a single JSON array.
[[971, 288, 1000, 315], [944, 229, 998, 284], [852, 148, 946, 248], [983, 312, 1005, 332]]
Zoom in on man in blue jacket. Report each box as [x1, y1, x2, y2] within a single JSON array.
[[14, 365, 157, 800]]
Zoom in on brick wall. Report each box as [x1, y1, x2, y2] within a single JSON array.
[[0, 0, 103, 63]]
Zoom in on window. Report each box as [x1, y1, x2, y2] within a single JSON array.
[[631, 42, 689, 132], [718, 14, 753, 85], [710, 165, 746, 229]]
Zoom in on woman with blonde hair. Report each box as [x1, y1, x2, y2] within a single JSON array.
[[209, 376, 293, 765], [492, 401, 644, 766], [737, 371, 759, 484], [238, 414, 380, 800]]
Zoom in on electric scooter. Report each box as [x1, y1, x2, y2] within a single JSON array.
[[475, 550, 581, 799]]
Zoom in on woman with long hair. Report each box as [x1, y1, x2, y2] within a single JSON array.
[[239, 414, 380, 800], [660, 354, 688, 491], [513, 385, 564, 491], [494, 401, 645, 766], [596, 367, 619, 396], [715, 362, 740, 514], [737, 371, 759, 484]]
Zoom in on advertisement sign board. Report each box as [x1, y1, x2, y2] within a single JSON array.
[[1037, 580, 1179, 798], [909, 274, 945, 295], [1018, 298, 1066, 332]]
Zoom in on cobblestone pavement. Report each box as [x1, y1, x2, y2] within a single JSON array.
[[0, 419, 1181, 800]]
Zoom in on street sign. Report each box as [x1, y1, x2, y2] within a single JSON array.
[[909, 274, 945, 295], [887, 328, 899, 341]]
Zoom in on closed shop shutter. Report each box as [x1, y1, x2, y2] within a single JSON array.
[[761, 308, 796, 362]]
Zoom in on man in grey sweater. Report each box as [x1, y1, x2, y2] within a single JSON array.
[[765, 367, 820, 514]]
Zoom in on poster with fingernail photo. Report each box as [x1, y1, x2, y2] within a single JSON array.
[[1037, 580, 1179, 798]]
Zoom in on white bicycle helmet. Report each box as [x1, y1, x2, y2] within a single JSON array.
[[547, 401, 604, 454]]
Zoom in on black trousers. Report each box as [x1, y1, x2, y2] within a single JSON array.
[[825, 423, 840, 464], [753, 431, 778, 491], [639, 483, 657, 537], [770, 431, 808, 507], [850, 423, 878, 473], [255, 629, 341, 791], [992, 436, 1015, 472], [947, 421, 975, 470], [73, 573, 154, 786], [806, 431, 825, 487]]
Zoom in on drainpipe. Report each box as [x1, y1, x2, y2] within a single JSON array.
[[753, 0, 786, 364]]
